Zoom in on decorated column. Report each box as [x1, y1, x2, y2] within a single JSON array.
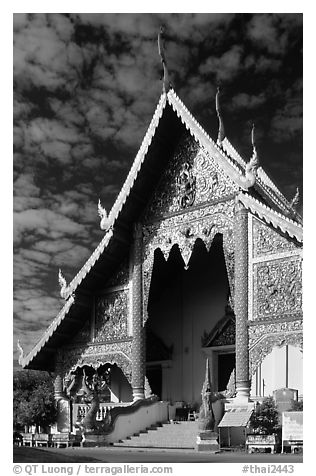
[[54, 353, 71, 432], [54, 357, 64, 402], [131, 223, 145, 400], [234, 199, 250, 400]]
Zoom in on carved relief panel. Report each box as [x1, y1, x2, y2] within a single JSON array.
[[252, 217, 299, 258], [143, 133, 238, 222], [248, 319, 303, 375], [253, 256, 302, 321], [94, 290, 129, 342], [60, 340, 133, 384], [142, 200, 235, 320]]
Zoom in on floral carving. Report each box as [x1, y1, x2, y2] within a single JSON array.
[[95, 291, 128, 342], [253, 257, 302, 320], [60, 341, 133, 384], [142, 201, 235, 320], [248, 318, 303, 347], [248, 318, 303, 375], [252, 217, 299, 257], [202, 320, 235, 347], [177, 162, 196, 208], [143, 133, 238, 222]]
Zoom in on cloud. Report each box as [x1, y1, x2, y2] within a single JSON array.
[[199, 45, 244, 82], [230, 92, 267, 110]]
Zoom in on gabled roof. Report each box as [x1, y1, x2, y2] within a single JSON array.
[[60, 89, 302, 300], [21, 88, 303, 371], [221, 137, 301, 220], [238, 192, 302, 242], [20, 296, 75, 369]]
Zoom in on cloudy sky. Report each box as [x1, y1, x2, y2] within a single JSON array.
[[13, 13, 302, 366]]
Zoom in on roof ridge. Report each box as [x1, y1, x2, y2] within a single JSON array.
[[221, 137, 247, 169], [221, 137, 296, 216], [63, 93, 168, 299], [108, 93, 167, 223], [238, 192, 303, 242], [167, 90, 245, 180]]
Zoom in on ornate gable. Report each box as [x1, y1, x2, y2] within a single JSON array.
[[143, 132, 238, 222]]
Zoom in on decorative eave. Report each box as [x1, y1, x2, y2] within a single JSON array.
[[62, 93, 168, 300], [63, 228, 114, 300], [221, 136, 247, 170], [58, 89, 302, 301], [222, 136, 301, 221], [60, 88, 249, 301], [21, 295, 75, 369], [238, 192, 303, 243], [107, 93, 167, 225], [166, 90, 247, 187]]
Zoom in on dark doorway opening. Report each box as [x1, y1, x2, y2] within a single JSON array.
[[146, 365, 162, 400], [218, 353, 235, 392]]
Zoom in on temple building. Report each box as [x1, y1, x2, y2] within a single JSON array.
[[18, 37, 303, 443]]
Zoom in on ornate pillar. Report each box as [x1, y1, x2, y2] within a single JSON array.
[[234, 200, 250, 400], [131, 223, 145, 400], [54, 356, 64, 402], [54, 353, 71, 432]]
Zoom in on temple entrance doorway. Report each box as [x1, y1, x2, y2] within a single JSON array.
[[218, 352, 235, 392], [146, 364, 162, 399], [146, 234, 230, 406]]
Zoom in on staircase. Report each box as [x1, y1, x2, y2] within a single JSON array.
[[114, 421, 199, 449]]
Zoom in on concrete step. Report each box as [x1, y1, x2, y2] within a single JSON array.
[[115, 421, 199, 449]]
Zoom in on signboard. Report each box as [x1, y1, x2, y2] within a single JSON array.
[[247, 435, 276, 445], [274, 388, 298, 413], [282, 411, 303, 443]]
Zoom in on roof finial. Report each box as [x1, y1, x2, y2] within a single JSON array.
[[158, 26, 170, 94], [240, 123, 260, 190], [98, 199, 111, 231], [215, 87, 225, 144], [251, 123, 257, 159], [290, 187, 300, 208], [58, 268, 67, 299]]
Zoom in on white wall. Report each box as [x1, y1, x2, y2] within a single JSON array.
[[250, 344, 303, 397]]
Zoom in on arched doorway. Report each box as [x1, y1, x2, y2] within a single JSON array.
[[65, 363, 132, 404], [146, 234, 230, 406]]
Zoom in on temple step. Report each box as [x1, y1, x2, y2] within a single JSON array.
[[114, 421, 199, 449]]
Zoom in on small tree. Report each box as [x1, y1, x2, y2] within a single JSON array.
[[290, 399, 303, 411], [249, 397, 280, 435], [13, 370, 57, 432]]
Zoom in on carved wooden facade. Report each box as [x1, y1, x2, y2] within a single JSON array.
[[21, 89, 303, 406], [248, 216, 302, 374]]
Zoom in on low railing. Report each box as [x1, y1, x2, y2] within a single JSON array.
[[73, 402, 131, 425]]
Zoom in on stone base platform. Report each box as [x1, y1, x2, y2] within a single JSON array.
[[196, 430, 219, 453], [81, 433, 110, 447]]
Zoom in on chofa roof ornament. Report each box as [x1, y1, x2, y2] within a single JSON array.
[[240, 123, 260, 190], [58, 268, 68, 299], [158, 26, 171, 94], [290, 187, 300, 209], [215, 87, 225, 145], [97, 199, 111, 231]]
